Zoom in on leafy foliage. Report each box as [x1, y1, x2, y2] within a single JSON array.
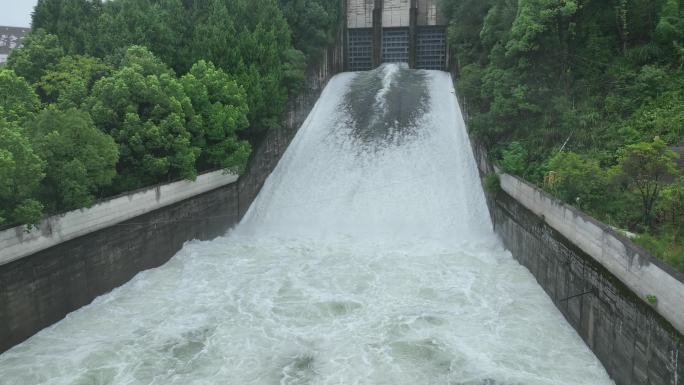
[[616, 138, 679, 227], [0, 116, 45, 227], [445, 0, 684, 270], [0, 69, 41, 123], [499, 141, 528, 176], [32, 0, 308, 132], [0, 0, 337, 229], [29, 108, 118, 212], [6, 29, 64, 85], [86, 46, 198, 192], [38, 55, 112, 107], [181, 60, 251, 172], [484, 172, 502, 194], [546, 151, 608, 215], [278, 0, 341, 60]]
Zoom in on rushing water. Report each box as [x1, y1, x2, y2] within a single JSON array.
[[0, 65, 614, 385]]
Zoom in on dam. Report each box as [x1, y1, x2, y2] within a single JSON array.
[[0, 65, 615, 384]]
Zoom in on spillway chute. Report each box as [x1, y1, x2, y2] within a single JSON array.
[[0, 64, 614, 385]]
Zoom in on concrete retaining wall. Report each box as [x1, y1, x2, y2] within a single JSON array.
[[499, 173, 684, 333], [0, 171, 238, 266], [471, 143, 684, 385], [0, 42, 343, 354]]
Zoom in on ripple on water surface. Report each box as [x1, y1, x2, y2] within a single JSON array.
[[0, 237, 612, 385]]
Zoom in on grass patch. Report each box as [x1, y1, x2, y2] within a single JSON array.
[[633, 229, 684, 273]]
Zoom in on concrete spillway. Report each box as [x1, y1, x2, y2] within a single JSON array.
[[0, 65, 614, 385]]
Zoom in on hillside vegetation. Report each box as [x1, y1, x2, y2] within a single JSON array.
[[445, 0, 684, 271], [0, 0, 339, 228]]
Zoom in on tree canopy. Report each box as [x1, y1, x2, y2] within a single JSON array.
[[181, 60, 251, 172], [30, 0, 316, 132], [86, 46, 198, 191], [445, 0, 684, 269], [0, 116, 45, 227], [0, 69, 41, 123], [1, 0, 340, 229], [29, 108, 119, 212]]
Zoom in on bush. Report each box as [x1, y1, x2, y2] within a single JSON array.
[[484, 172, 501, 194], [499, 141, 527, 176], [634, 231, 684, 272]]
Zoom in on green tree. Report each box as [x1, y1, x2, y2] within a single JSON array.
[[0, 115, 45, 227], [28, 0, 308, 135], [29, 108, 118, 212], [617, 138, 679, 228], [181, 60, 252, 172], [32, 0, 103, 55], [278, 0, 340, 60], [94, 0, 191, 70], [37, 55, 113, 107], [281, 48, 307, 94], [547, 151, 608, 213], [0, 69, 41, 123], [659, 177, 684, 230], [6, 29, 64, 85], [86, 46, 198, 192], [499, 141, 528, 175]]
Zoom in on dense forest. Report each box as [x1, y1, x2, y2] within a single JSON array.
[[444, 0, 684, 270], [0, 0, 340, 228]]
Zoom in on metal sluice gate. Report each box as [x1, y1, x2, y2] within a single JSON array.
[[345, 26, 447, 71], [347, 28, 374, 72], [416, 26, 447, 70], [382, 28, 409, 64]]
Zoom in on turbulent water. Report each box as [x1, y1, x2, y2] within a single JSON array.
[[0, 65, 614, 385]]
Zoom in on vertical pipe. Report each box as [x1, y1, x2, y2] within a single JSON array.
[[343, 0, 349, 71], [372, 0, 383, 67], [445, 26, 452, 72], [409, 0, 417, 68]]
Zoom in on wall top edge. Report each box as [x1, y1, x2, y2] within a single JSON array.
[[0, 170, 239, 266], [500, 172, 684, 285]]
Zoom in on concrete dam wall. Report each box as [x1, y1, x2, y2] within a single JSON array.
[[471, 142, 684, 385], [0, 44, 344, 354]]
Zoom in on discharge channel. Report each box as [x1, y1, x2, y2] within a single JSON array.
[[0, 65, 614, 385]]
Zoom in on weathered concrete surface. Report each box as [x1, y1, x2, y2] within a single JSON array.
[[471, 142, 684, 385], [0, 42, 343, 354], [415, 0, 444, 25], [0, 171, 238, 266], [499, 173, 684, 334], [0, 183, 239, 353], [382, 0, 411, 27], [347, 0, 374, 28]]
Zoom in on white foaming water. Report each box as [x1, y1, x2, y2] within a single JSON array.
[[372, 63, 400, 114], [0, 66, 614, 385]]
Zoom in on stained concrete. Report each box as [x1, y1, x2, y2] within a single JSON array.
[[498, 173, 684, 333], [0, 183, 239, 353]]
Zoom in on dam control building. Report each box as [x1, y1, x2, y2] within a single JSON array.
[[345, 0, 448, 71], [0, 26, 30, 64]]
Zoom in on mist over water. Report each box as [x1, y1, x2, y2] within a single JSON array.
[[0, 65, 614, 385]]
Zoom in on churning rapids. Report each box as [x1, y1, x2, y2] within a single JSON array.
[[0, 65, 614, 385]]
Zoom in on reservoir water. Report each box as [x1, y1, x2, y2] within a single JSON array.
[[0, 65, 614, 385]]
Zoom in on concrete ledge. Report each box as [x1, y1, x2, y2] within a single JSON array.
[[498, 173, 684, 334], [0, 170, 238, 266]]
